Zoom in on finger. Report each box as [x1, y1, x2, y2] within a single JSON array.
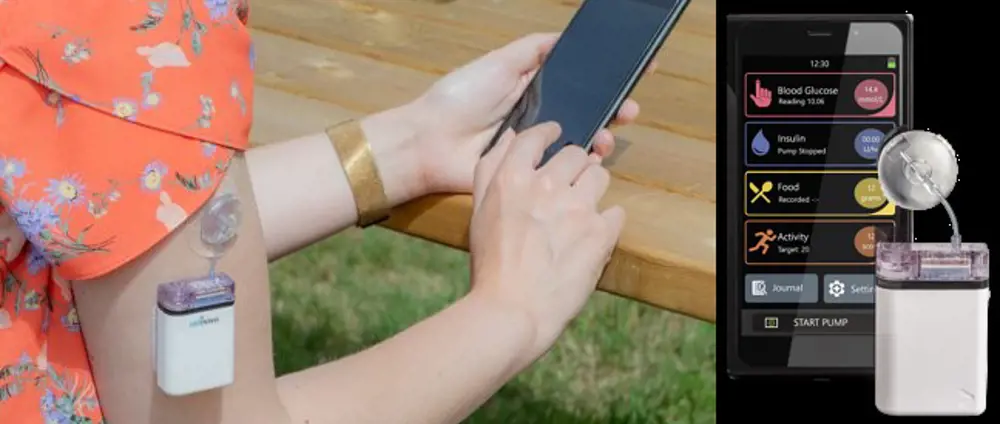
[[488, 32, 560, 74], [572, 163, 611, 205], [612, 99, 640, 124], [755, 79, 761, 93], [601, 206, 626, 240], [509, 67, 541, 106], [506, 121, 562, 171], [598, 205, 626, 261], [540, 145, 591, 186], [582, 205, 627, 273], [645, 61, 659, 75], [591, 129, 615, 157]]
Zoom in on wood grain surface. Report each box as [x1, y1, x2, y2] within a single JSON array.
[[250, 0, 717, 322]]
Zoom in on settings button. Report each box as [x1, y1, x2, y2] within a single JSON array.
[[823, 274, 875, 303]]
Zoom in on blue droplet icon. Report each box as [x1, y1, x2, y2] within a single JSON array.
[[751, 129, 770, 156]]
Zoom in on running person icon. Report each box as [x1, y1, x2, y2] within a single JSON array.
[[749, 229, 776, 255]]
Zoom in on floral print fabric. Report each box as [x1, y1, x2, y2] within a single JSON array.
[[0, 1, 253, 422]]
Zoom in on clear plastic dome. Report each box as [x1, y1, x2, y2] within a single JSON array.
[[200, 192, 242, 257], [877, 130, 958, 211]]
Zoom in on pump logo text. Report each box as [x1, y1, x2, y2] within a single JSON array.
[[189, 315, 220, 328]]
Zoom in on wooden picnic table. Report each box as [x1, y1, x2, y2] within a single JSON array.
[[249, 0, 717, 322]]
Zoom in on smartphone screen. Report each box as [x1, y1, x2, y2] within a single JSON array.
[[726, 16, 913, 376], [486, 0, 689, 164]]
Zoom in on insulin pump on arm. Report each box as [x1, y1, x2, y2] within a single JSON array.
[[154, 177, 242, 396], [874, 128, 989, 416]]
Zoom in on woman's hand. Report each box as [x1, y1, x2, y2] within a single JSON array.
[[400, 33, 648, 198], [468, 122, 625, 362]]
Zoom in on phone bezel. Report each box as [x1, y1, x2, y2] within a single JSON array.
[[586, 0, 690, 153], [725, 14, 914, 379], [482, 0, 691, 159]]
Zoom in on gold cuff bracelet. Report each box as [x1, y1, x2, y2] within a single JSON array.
[[326, 119, 390, 227]]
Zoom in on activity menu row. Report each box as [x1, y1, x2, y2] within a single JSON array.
[[744, 171, 894, 217], [744, 219, 894, 266]]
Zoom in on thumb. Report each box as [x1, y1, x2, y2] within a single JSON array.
[[159, 191, 172, 205], [485, 33, 559, 74]]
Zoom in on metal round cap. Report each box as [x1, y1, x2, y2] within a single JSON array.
[[877, 130, 958, 211]]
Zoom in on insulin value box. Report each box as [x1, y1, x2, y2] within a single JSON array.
[[875, 242, 989, 416]]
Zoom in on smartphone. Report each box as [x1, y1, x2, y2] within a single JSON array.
[[482, 0, 690, 166], [726, 15, 914, 378]]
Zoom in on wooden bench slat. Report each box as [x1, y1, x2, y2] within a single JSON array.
[[250, 0, 715, 142], [252, 30, 716, 202]]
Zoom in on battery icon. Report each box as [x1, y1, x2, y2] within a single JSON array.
[[764, 317, 779, 329], [887, 57, 897, 69]]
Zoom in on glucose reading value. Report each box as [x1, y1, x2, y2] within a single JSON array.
[[727, 17, 911, 376]]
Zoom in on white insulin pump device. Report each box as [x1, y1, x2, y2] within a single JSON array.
[[155, 274, 236, 396], [873, 129, 989, 416], [875, 242, 989, 416], [154, 183, 241, 396]]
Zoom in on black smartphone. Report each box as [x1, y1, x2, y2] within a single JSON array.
[[726, 15, 914, 378], [482, 0, 690, 166]]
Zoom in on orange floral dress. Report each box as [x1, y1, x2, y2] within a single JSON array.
[[0, 1, 254, 422]]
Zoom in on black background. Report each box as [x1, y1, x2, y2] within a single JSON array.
[[717, 0, 996, 420]]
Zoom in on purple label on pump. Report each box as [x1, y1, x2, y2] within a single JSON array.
[[876, 242, 989, 282], [157, 273, 236, 313]]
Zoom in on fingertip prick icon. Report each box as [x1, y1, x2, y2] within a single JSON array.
[[749, 79, 772, 108]]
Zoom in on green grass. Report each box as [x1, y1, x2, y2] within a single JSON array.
[[269, 227, 716, 424]]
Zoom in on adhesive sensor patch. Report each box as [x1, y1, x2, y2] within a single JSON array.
[[188, 181, 243, 261]]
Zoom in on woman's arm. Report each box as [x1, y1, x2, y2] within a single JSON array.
[[73, 152, 537, 424], [277, 290, 537, 424], [74, 120, 621, 424], [276, 122, 624, 424], [246, 32, 642, 262], [246, 105, 426, 261]]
